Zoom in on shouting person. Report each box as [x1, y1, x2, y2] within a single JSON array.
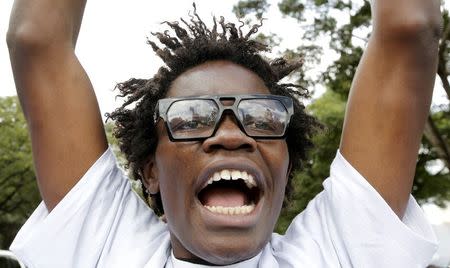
[[6, 0, 442, 267]]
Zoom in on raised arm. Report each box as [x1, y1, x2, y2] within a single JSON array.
[[340, 0, 442, 217], [6, 0, 108, 211]]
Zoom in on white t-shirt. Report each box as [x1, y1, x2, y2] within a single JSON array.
[[10, 148, 438, 267]]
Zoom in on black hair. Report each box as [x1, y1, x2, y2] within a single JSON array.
[[106, 4, 320, 215]]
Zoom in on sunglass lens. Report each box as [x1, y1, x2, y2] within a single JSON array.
[[238, 99, 288, 137], [167, 100, 219, 139]]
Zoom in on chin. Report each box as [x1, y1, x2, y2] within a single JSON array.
[[189, 232, 268, 266]]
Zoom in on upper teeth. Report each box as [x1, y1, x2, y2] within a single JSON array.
[[207, 169, 257, 189]]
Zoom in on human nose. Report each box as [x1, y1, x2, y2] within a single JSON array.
[[201, 114, 257, 153]]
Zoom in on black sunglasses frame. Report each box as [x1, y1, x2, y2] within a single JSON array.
[[154, 94, 294, 142]]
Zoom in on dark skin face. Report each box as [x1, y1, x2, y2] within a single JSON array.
[[143, 60, 290, 265]]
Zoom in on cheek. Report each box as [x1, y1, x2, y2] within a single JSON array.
[[258, 140, 290, 180], [155, 136, 191, 177], [258, 140, 290, 204], [154, 140, 198, 211]]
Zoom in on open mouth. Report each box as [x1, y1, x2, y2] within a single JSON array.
[[198, 169, 261, 215]]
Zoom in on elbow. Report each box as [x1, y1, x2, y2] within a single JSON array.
[[397, 16, 442, 40], [374, 9, 442, 42], [7, 27, 41, 51], [6, 28, 21, 51], [7, 23, 57, 52]]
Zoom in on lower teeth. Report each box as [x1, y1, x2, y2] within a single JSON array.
[[204, 204, 255, 215]]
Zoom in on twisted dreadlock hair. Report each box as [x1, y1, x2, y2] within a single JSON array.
[[106, 4, 320, 215]]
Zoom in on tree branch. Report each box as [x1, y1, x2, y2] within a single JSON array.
[[423, 115, 450, 168], [437, 19, 450, 100], [351, 34, 369, 44]]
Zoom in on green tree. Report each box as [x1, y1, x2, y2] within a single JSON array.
[[234, 0, 450, 233], [0, 96, 40, 249], [0, 102, 131, 249]]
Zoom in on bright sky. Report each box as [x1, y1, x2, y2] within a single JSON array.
[[1, 0, 308, 114], [1, 0, 449, 225]]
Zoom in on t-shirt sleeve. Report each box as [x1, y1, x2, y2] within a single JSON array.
[[9, 148, 169, 268], [270, 150, 438, 268]]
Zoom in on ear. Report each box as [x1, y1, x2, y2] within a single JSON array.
[[142, 156, 159, 194]]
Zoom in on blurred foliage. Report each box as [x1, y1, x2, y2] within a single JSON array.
[[234, 0, 450, 233], [233, 0, 269, 19], [0, 102, 127, 249], [105, 121, 126, 167], [277, 90, 346, 231], [0, 97, 39, 249]]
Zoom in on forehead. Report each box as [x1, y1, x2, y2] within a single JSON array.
[[166, 60, 271, 97]]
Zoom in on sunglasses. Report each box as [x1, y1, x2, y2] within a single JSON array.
[[154, 94, 294, 141]]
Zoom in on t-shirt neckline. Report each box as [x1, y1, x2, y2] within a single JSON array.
[[169, 250, 261, 268]]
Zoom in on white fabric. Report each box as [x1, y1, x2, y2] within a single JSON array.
[[10, 148, 438, 267]]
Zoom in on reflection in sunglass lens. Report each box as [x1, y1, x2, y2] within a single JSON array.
[[238, 99, 288, 136], [167, 100, 219, 139]]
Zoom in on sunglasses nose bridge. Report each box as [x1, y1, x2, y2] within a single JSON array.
[[202, 107, 257, 153], [216, 107, 241, 130]]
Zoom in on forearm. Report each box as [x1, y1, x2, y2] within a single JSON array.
[[7, 0, 87, 49]]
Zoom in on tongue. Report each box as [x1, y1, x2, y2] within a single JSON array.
[[201, 186, 247, 207]]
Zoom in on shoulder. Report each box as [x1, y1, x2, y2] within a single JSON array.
[[267, 150, 437, 267], [11, 147, 169, 267]]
